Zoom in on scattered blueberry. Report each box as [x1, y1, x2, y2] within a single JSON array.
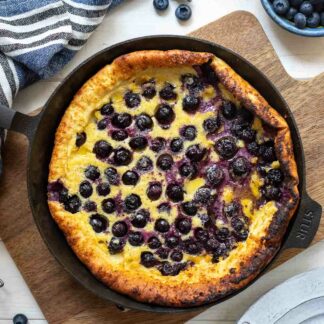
[[97, 119, 107, 130], [84, 200, 97, 212], [129, 136, 148, 151], [79, 180, 93, 198], [112, 221, 128, 237], [182, 95, 200, 113], [159, 83, 177, 100], [179, 162, 197, 179], [166, 183, 184, 202], [111, 113, 132, 129], [93, 140, 112, 159], [231, 217, 245, 232], [147, 182, 162, 201], [104, 167, 119, 185], [273, 0, 290, 15], [247, 141, 259, 156], [113, 147, 132, 166], [155, 103, 175, 125], [170, 137, 183, 153], [124, 194, 142, 211], [175, 4, 192, 21], [102, 198, 116, 213], [185, 144, 206, 162], [141, 251, 156, 268], [157, 153, 174, 171], [230, 157, 251, 177], [135, 113, 153, 131], [142, 85, 157, 99], [153, 0, 169, 11], [96, 182, 110, 196], [156, 248, 170, 260], [112, 129, 128, 141], [266, 168, 284, 186], [221, 100, 237, 119], [154, 218, 170, 233], [13, 314, 28, 324], [215, 136, 238, 159], [64, 195, 81, 214], [100, 102, 114, 116], [262, 185, 282, 201], [76, 132, 86, 147], [136, 156, 153, 172], [203, 117, 220, 134], [259, 141, 276, 162], [184, 238, 201, 255], [181, 73, 203, 92], [194, 187, 212, 204], [206, 164, 224, 187], [170, 250, 183, 262], [215, 227, 230, 242], [131, 209, 149, 228], [205, 238, 220, 252], [181, 201, 198, 216], [165, 236, 180, 248], [181, 125, 197, 140], [128, 231, 144, 246], [85, 165, 100, 181], [176, 218, 192, 234], [122, 170, 139, 186], [148, 236, 162, 249], [124, 91, 141, 108], [89, 214, 108, 233], [194, 228, 209, 242], [108, 237, 125, 254], [223, 202, 240, 218], [150, 137, 166, 152]]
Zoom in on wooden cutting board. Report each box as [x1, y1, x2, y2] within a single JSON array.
[[0, 11, 323, 323]]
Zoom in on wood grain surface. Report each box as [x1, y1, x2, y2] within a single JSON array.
[[0, 11, 323, 323]]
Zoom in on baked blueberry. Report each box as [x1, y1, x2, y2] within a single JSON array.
[[89, 214, 108, 233], [112, 221, 128, 237], [203, 117, 220, 134], [159, 83, 177, 100], [166, 183, 184, 202], [148, 236, 162, 249], [136, 156, 153, 172], [122, 170, 139, 186], [239, 127, 256, 142], [176, 218, 191, 234], [307, 12, 320, 27], [85, 165, 100, 180], [179, 162, 197, 179], [147, 182, 162, 201], [141, 251, 156, 268], [102, 198, 116, 214], [113, 147, 132, 166], [294, 12, 307, 28], [165, 236, 180, 248], [215, 136, 238, 159], [83, 200, 97, 212], [158, 202, 171, 213], [170, 250, 183, 262], [128, 232, 144, 246], [184, 238, 201, 255], [93, 140, 112, 159], [216, 227, 230, 242], [64, 195, 81, 214], [205, 238, 220, 252], [104, 167, 119, 185], [79, 180, 93, 198], [181, 201, 198, 216], [300, 1, 313, 16], [129, 136, 148, 151], [156, 248, 169, 259], [157, 153, 174, 171], [153, 0, 169, 11], [223, 202, 240, 218], [185, 144, 206, 162], [234, 229, 249, 242], [266, 168, 284, 186], [135, 113, 153, 131], [124, 194, 142, 211], [76, 132, 86, 147], [58, 187, 69, 203], [221, 100, 237, 119], [142, 85, 156, 99], [175, 4, 192, 21], [259, 141, 276, 162], [206, 164, 224, 187], [108, 237, 125, 254], [230, 157, 251, 177], [154, 218, 170, 233], [96, 182, 110, 196], [131, 209, 148, 228], [181, 125, 197, 141], [112, 129, 128, 141], [124, 91, 141, 108], [155, 104, 175, 125], [150, 137, 166, 152], [182, 95, 200, 113], [194, 187, 212, 204], [111, 113, 132, 129], [194, 228, 209, 242], [231, 217, 245, 232], [100, 102, 114, 116], [97, 119, 107, 130], [181, 74, 203, 91], [262, 185, 281, 201], [170, 137, 183, 153], [247, 141, 259, 156]]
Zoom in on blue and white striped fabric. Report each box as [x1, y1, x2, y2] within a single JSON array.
[[0, 0, 124, 175]]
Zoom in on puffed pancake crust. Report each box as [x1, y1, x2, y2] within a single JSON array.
[[48, 50, 299, 307]]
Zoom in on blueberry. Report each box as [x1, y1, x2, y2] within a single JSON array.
[[259, 141, 276, 162], [79, 180, 93, 198], [124, 91, 141, 108], [100, 103, 114, 116], [156, 247, 169, 260], [153, 0, 169, 11], [85, 165, 100, 180], [112, 221, 128, 237], [155, 104, 175, 125], [104, 167, 119, 185], [216, 227, 230, 242], [247, 141, 259, 156], [83, 200, 97, 212], [182, 95, 200, 113], [181, 201, 198, 216], [176, 218, 192, 234], [148, 236, 162, 249], [170, 250, 183, 262], [13, 314, 28, 324], [290, 0, 303, 7], [135, 113, 153, 131], [122, 170, 139, 186], [262, 185, 281, 201], [185, 144, 206, 162], [113, 147, 132, 166], [231, 217, 245, 232], [286, 7, 298, 20], [96, 182, 110, 196], [181, 125, 197, 140], [300, 1, 313, 16], [64, 195, 81, 214], [231, 120, 255, 141], [166, 183, 184, 202], [136, 156, 153, 172], [147, 182, 162, 201], [141, 251, 156, 268], [97, 119, 107, 130], [93, 140, 112, 159], [111, 113, 132, 129], [112, 129, 128, 141], [89, 214, 108, 233], [101, 198, 116, 213], [184, 239, 201, 255], [221, 100, 237, 119], [194, 228, 209, 242], [58, 188, 69, 203], [108, 237, 125, 254], [76, 132, 86, 147], [215, 136, 238, 159], [124, 194, 141, 211], [159, 83, 177, 100], [223, 202, 240, 218], [170, 137, 183, 153], [230, 157, 251, 177], [165, 236, 180, 248], [131, 209, 149, 228], [266, 168, 284, 186], [179, 162, 197, 179], [205, 238, 220, 252], [194, 187, 212, 204], [206, 164, 224, 187], [150, 137, 166, 152], [273, 0, 290, 15], [160, 262, 178, 276], [181, 74, 203, 91], [203, 117, 220, 134], [142, 85, 156, 99], [307, 12, 320, 26], [294, 12, 307, 28], [129, 136, 148, 151], [128, 231, 144, 246], [156, 153, 174, 171], [158, 202, 171, 213], [154, 218, 170, 233], [175, 4, 192, 21]]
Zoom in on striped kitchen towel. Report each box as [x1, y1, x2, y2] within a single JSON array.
[[0, 0, 124, 175]]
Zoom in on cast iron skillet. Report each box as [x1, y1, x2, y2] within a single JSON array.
[[0, 36, 322, 313]]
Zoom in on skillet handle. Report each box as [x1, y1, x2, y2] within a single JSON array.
[[282, 192, 322, 250], [0, 103, 40, 141]]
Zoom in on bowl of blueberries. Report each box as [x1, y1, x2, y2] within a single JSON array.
[[261, 0, 324, 36]]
